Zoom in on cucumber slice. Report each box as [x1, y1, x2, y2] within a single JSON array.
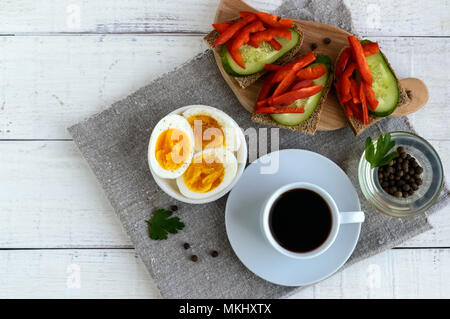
[[221, 28, 301, 76], [270, 56, 331, 126], [365, 51, 399, 117]]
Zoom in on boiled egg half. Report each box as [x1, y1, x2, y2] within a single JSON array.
[[182, 107, 240, 152], [176, 148, 238, 199], [148, 114, 194, 179]]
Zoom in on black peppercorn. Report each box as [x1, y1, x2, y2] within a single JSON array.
[[211, 251, 219, 258], [183, 243, 190, 250], [190, 255, 198, 262], [323, 37, 331, 44], [311, 43, 318, 50]]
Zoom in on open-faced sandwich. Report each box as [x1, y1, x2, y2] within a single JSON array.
[[334, 36, 411, 135], [204, 11, 303, 89], [251, 51, 333, 135]]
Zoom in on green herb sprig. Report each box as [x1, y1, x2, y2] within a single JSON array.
[[365, 133, 398, 169], [147, 209, 184, 240]]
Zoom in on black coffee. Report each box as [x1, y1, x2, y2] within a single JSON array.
[[269, 188, 332, 253]]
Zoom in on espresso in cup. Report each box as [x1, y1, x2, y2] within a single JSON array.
[[269, 188, 332, 253], [260, 182, 365, 259]]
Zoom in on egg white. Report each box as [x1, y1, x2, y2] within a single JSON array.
[[182, 107, 241, 152], [148, 114, 194, 179], [176, 148, 238, 199]]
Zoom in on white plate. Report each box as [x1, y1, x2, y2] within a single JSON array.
[[148, 105, 247, 204], [225, 149, 362, 286]]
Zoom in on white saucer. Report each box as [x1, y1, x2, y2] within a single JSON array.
[[225, 149, 362, 286]]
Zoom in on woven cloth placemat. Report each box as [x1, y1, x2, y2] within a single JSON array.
[[68, 0, 449, 298]]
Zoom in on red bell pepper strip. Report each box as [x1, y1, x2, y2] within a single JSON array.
[[213, 14, 256, 46], [268, 85, 323, 106], [291, 79, 314, 91], [359, 82, 370, 125], [257, 73, 275, 102], [348, 35, 373, 85], [338, 62, 356, 103], [248, 28, 291, 48], [212, 22, 233, 34], [269, 38, 282, 50], [255, 106, 305, 114], [264, 64, 282, 71], [229, 20, 265, 68], [255, 12, 293, 28], [296, 64, 327, 80], [346, 100, 363, 122], [271, 51, 316, 83], [239, 11, 255, 18], [272, 69, 297, 97], [350, 78, 361, 104], [362, 82, 379, 111], [336, 48, 352, 78], [362, 42, 380, 57]]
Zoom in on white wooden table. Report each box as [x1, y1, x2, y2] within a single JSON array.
[[0, 0, 449, 298]]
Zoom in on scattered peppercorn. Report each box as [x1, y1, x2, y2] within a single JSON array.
[[310, 43, 318, 50], [323, 37, 331, 44], [377, 147, 423, 198], [211, 250, 219, 258], [190, 255, 198, 262], [183, 242, 190, 249], [170, 205, 178, 211]]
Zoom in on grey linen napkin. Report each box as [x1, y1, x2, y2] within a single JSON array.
[[68, 0, 449, 298]]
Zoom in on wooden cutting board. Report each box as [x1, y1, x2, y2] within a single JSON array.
[[211, 0, 429, 131]]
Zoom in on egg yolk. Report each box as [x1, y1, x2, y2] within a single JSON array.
[[187, 115, 225, 150], [183, 155, 225, 193], [155, 129, 190, 170]]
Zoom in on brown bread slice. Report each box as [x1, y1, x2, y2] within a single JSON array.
[[334, 47, 411, 136], [204, 22, 304, 89], [250, 60, 334, 135]]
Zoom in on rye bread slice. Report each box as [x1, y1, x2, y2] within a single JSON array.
[[204, 22, 304, 89], [334, 47, 411, 136], [250, 58, 334, 135]]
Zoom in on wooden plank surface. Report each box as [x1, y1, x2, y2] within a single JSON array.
[[0, 248, 448, 298], [0, 0, 448, 36], [0, 36, 448, 139]]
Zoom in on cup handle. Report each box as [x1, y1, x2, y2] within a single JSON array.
[[339, 211, 365, 224]]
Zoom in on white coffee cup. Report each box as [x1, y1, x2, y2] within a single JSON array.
[[260, 182, 365, 259]]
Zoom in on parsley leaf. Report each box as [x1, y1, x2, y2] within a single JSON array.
[[365, 133, 398, 169], [147, 209, 184, 240]]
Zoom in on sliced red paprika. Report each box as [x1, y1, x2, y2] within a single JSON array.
[[336, 48, 352, 77], [269, 38, 282, 50], [257, 73, 276, 102], [359, 83, 370, 125], [296, 64, 327, 80], [264, 64, 282, 71], [362, 42, 380, 57], [268, 85, 323, 106], [346, 100, 363, 122], [350, 78, 361, 104], [291, 79, 314, 91], [348, 35, 373, 85], [213, 14, 256, 46], [212, 22, 232, 34], [255, 12, 293, 28], [362, 82, 379, 111], [272, 69, 297, 97], [229, 20, 265, 68], [248, 28, 292, 48], [338, 62, 356, 103], [255, 106, 305, 114], [345, 103, 353, 117]]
